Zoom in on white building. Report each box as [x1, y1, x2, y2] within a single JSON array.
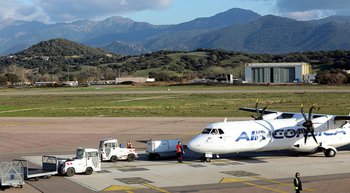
[[115, 77, 155, 84], [245, 62, 311, 83]]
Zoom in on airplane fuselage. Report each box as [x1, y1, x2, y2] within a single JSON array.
[[187, 118, 350, 156]]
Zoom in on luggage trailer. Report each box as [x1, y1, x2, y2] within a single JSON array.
[[13, 156, 59, 181]]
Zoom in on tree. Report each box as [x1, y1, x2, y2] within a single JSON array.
[[316, 70, 348, 84], [5, 74, 20, 84], [4, 64, 27, 82], [0, 75, 8, 86]]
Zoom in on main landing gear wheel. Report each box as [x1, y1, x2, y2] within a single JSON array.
[[324, 149, 336, 157]]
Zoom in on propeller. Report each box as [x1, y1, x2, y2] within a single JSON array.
[[300, 103, 318, 144], [251, 99, 268, 120]]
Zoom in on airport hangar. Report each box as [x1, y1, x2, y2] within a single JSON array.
[[244, 62, 311, 83]]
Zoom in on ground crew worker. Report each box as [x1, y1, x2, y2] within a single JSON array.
[[127, 141, 133, 148], [176, 141, 183, 163], [294, 172, 302, 193]]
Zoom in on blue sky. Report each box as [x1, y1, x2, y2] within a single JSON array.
[[0, 0, 349, 24], [121, 0, 276, 24]]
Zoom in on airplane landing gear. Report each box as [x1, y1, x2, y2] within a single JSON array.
[[201, 154, 212, 162], [201, 155, 211, 162]]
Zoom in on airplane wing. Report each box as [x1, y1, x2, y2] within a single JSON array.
[[334, 115, 350, 120], [239, 108, 350, 121], [239, 108, 295, 118], [238, 107, 277, 115]]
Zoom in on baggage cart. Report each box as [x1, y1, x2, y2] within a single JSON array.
[[0, 161, 24, 188], [13, 156, 59, 180]]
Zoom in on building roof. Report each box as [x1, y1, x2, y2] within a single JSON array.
[[247, 62, 309, 67]]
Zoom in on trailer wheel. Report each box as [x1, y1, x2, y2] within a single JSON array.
[[85, 167, 93, 175], [110, 156, 118, 162], [127, 154, 136, 161], [66, 167, 75, 177]]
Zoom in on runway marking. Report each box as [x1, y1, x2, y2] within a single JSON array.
[[142, 183, 170, 193], [220, 176, 296, 193], [252, 176, 315, 192], [243, 181, 288, 193], [220, 177, 250, 183], [103, 185, 140, 192]]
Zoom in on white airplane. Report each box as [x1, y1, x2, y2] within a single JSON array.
[[187, 103, 350, 161]]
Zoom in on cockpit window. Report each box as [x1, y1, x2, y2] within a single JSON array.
[[211, 129, 218, 135], [201, 128, 211, 134], [218, 129, 224, 134]]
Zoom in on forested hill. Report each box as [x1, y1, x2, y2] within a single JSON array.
[[1, 39, 350, 84], [0, 39, 120, 70], [17, 38, 109, 57]]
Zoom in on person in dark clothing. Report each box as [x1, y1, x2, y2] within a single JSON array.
[[294, 172, 302, 193], [176, 141, 183, 163]]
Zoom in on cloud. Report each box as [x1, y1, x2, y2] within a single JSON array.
[[0, 0, 172, 23], [0, 0, 44, 22], [276, 0, 350, 20], [33, 0, 172, 22]]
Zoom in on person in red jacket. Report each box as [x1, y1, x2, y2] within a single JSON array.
[[176, 141, 183, 163], [127, 141, 133, 148]]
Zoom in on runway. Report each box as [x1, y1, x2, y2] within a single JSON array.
[[0, 117, 350, 193]]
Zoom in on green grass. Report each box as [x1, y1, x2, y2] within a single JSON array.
[[2, 84, 350, 93], [0, 88, 349, 117]]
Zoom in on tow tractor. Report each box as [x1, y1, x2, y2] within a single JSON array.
[[59, 148, 101, 177], [99, 139, 138, 162]]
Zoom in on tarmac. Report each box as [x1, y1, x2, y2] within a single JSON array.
[[1, 117, 350, 193]]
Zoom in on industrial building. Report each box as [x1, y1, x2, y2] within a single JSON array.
[[244, 63, 311, 83]]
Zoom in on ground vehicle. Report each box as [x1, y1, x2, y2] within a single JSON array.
[[0, 161, 24, 188], [99, 139, 138, 162], [59, 148, 101, 177], [146, 139, 180, 160], [13, 156, 58, 180]]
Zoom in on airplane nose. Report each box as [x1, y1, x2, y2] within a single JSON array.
[[187, 137, 200, 152]]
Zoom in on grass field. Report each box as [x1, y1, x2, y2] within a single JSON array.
[[0, 85, 349, 117]]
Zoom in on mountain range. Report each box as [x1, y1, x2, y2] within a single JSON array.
[[1, 8, 350, 56]]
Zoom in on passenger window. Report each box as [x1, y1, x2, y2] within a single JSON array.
[[218, 129, 224, 135], [211, 129, 218, 135]]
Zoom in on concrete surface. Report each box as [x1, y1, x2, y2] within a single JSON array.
[[1, 117, 350, 193]]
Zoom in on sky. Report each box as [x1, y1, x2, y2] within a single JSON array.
[[0, 0, 349, 25]]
